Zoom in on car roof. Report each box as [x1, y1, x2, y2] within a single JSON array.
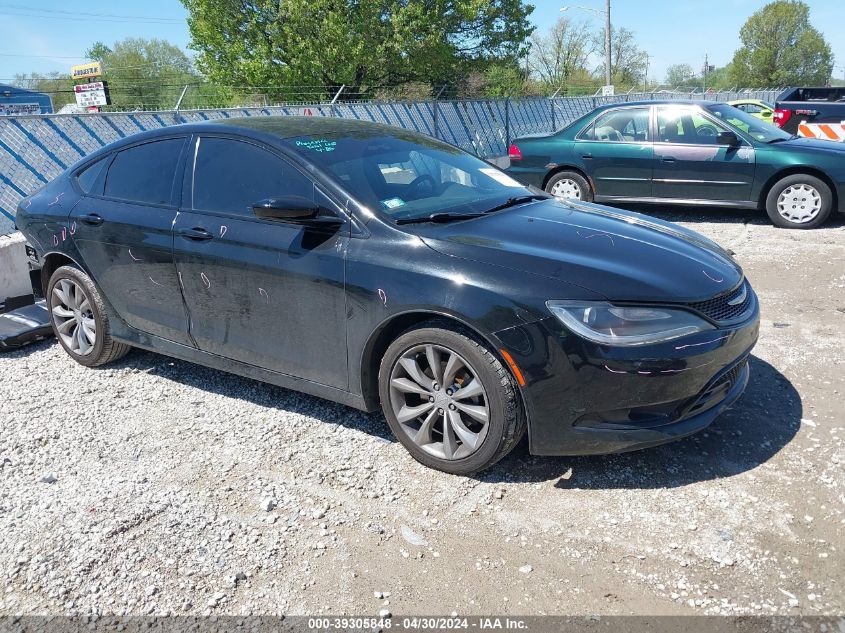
[[592, 100, 714, 111], [160, 116, 403, 140]]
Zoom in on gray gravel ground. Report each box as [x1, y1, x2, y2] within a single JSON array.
[[1, 206, 843, 618]]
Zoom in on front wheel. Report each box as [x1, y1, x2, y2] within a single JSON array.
[[765, 174, 832, 229], [545, 171, 593, 202], [378, 324, 525, 475]]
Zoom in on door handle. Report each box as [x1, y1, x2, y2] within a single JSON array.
[[660, 157, 677, 163], [177, 227, 213, 241], [581, 153, 593, 159], [78, 213, 104, 226]]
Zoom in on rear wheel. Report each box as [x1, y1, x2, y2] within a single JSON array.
[[378, 323, 525, 475], [765, 174, 832, 229], [545, 170, 593, 202], [47, 265, 131, 367]]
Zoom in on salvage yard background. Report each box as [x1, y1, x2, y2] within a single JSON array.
[[1, 208, 842, 617], [0, 90, 780, 234]]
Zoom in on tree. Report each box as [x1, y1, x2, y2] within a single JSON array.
[[594, 26, 647, 87], [528, 16, 593, 89], [180, 0, 535, 99], [12, 72, 75, 110], [665, 63, 696, 87], [84, 38, 199, 110], [729, 0, 832, 86]]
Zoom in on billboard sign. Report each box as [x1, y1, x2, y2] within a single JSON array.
[[0, 102, 43, 116], [74, 81, 109, 107], [71, 61, 103, 80]]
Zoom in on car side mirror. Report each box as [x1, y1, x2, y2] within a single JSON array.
[[762, 111, 772, 118], [252, 196, 343, 228], [717, 131, 741, 146]]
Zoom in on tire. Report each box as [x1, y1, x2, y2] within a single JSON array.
[[47, 264, 131, 367], [765, 174, 833, 229], [545, 170, 593, 202], [378, 322, 526, 475]]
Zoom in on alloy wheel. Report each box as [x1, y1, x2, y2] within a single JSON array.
[[777, 184, 821, 224], [388, 344, 490, 460], [50, 278, 96, 355], [550, 178, 582, 199]]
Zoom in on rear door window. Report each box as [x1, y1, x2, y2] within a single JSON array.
[[103, 138, 185, 205], [580, 108, 650, 142]]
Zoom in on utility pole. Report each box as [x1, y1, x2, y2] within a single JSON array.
[[560, 2, 612, 93], [604, 0, 612, 88], [703, 53, 708, 93]]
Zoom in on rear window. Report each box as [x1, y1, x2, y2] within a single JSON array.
[[104, 138, 184, 205], [75, 157, 108, 194]]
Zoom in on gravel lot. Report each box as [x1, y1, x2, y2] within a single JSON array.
[[1, 207, 843, 619]]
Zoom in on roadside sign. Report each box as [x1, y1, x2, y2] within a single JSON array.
[[74, 82, 110, 107], [0, 102, 42, 115], [71, 61, 103, 80], [601, 85, 615, 96]]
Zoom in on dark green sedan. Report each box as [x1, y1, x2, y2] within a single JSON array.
[[506, 100, 845, 229]]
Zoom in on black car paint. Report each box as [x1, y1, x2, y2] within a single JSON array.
[[16, 117, 759, 456]]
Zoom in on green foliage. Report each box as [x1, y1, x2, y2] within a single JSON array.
[[729, 0, 833, 86], [180, 0, 535, 99], [593, 26, 648, 87], [665, 64, 696, 87], [12, 72, 75, 110], [85, 38, 201, 110]]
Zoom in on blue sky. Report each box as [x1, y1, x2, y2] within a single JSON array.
[[1, 0, 843, 85]]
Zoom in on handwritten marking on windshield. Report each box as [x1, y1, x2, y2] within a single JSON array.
[[703, 270, 724, 283]]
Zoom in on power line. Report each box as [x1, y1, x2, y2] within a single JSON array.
[[0, 3, 184, 22], [0, 9, 183, 25]]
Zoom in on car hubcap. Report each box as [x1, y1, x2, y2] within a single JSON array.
[[389, 344, 490, 460], [777, 184, 821, 224], [550, 178, 582, 200], [51, 278, 96, 355]]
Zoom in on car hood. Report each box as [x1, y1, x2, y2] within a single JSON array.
[[416, 199, 743, 303], [771, 136, 845, 153]]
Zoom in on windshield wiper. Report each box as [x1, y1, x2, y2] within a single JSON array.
[[395, 212, 485, 225], [482, 194, 548, 215]]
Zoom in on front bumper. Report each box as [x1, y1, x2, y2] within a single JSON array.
[[496, 309, 760, 456]]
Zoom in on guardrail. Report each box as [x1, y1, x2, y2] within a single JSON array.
[[0, 90, 779, 233]]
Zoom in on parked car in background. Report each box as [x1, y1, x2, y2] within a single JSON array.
[[16, 117, 759, 474], [506, 100, 845, 229], [728, 98, 775, 123], [773, 87, 845, 141]]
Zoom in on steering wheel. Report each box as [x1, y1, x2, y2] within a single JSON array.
[[696, 125, 718, 137], [406, 174, 438, 199]]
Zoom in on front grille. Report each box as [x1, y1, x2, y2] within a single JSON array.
[[687, 281, 753, 324]]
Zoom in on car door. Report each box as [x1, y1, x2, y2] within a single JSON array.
[[653, 105, 755, 202], [574, 105, 653, 198], [69, 136, 194, 346], [172, 135, 349, 389]]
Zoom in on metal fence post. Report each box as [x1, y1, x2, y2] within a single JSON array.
[[550, 97, 556, 132], [433, 99, 439, 139], [505, 97, 511, 149]]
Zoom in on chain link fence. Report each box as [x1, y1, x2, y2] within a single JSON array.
[[0, 90, 780, 233]]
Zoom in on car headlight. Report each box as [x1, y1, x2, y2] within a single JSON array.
[[546, 301, 714, 347]]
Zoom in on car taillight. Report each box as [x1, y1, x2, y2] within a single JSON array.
[[773, 108, 792, 128], [508, 144, 523, 161]]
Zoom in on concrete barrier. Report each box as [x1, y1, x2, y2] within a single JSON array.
[[0, 231, 33, 310]]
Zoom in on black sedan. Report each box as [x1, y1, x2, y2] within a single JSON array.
[[16, 117, 759, 474]]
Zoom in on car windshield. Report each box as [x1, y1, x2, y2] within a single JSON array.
[[706, 103, 792, 143], [282, 131, 533, 223]]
